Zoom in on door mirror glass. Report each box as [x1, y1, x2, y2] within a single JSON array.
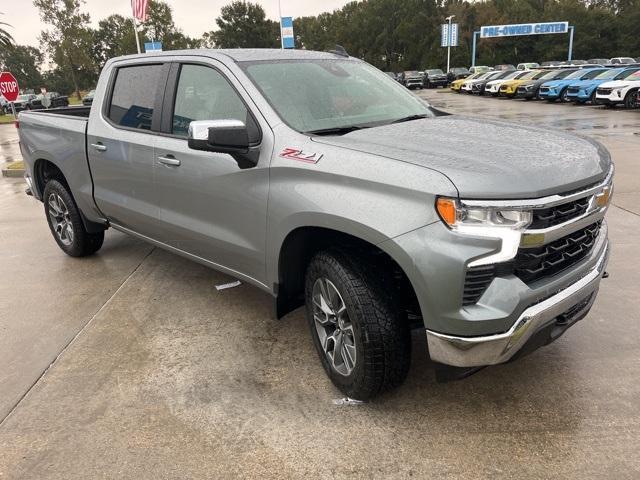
[[188, 119, 249, 153]]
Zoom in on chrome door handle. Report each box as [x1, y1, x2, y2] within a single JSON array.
[[91, 143, 107, 152], [158, 155, 181, 167]]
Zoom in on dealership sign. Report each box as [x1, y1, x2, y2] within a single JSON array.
[[281, 17, 294, 49], [441, 23, 459, 47], [481, 21, 569, 38]]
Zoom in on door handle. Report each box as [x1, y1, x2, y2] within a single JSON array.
[[158, 155, 181, 167], [91, 143, 107, 152]]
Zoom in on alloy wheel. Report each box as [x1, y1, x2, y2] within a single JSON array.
[[47, 193, 74, 246], [312, 278, 357, 376]]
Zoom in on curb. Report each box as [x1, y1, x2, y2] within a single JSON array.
[[2, 168, 25, 178]]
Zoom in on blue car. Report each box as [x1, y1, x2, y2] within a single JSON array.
[[538, 68, 609, 102], [566, 67, 640, 104]]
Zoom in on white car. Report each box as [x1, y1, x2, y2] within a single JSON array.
[[609, 57, 637, 65], [517, 62, 540, 70], [460, 71, 495, 92], [485, 70, 529, 96], [595, 70, 640, 108]]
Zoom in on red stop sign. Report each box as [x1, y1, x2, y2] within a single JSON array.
[[0, 72, 20, 102]]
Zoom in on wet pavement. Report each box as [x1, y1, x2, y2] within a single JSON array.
[[0, 95, 639, 479], [0, 123, 21, 167]]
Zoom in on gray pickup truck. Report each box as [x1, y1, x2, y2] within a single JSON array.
[[18, 49, 612, 399]]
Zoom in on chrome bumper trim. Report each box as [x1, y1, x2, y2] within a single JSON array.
[[427, 235, 609, 367]]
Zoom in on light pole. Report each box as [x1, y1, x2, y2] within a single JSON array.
[[278, 0, 283, 49], [445, 15, 455, 73]]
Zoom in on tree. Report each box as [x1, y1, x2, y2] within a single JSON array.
[[92, 14, 138, 68], [33, 0, 97, 99], [207, 1, 279, 48], [0, 13, 14, 48], [141, 1, 199, 50], [0, 45, 44, 90]]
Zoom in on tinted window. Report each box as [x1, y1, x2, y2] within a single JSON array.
[[172, 64, 249, 137], [108, 64, 163, 130]]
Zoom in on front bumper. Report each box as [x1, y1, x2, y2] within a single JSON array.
[[426, 233, 609, 367]]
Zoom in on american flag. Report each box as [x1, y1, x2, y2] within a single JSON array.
[[131, 0, 149, 22]]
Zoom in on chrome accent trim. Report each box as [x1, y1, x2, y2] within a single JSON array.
[[427, 237, 609, 367], [519, 205, 607, 248], [460, 165, 613, 209]]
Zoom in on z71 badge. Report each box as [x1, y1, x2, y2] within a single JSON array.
[[279, 148, 324, 164]]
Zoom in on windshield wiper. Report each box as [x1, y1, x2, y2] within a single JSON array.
[[304, 125, 368, 136], [390, 114, 430, 124]]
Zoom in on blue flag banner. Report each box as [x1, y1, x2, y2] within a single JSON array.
[[144, 41, 162, 52], [281, 16, 295, 49]]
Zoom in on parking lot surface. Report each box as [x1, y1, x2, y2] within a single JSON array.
[[1, 93, 639, 479]]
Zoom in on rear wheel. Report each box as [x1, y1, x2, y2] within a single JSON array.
[[43, 179, 104, 257], [305, 250, 411, 400]]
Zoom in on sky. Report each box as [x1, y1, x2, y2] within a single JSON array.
[[2, 0, 353, 48]]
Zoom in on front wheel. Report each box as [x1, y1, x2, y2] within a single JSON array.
[[624, 90, 639, 109], [44, 179, 104, 257], [305, 250, 411, 400]]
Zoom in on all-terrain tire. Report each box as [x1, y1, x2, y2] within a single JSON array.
[[43, 179, 104, 257], [304, 249, 411, 400]]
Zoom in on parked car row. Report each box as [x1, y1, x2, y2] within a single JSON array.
[[451, 65, 640, 109], [0, 92, 69, 114]]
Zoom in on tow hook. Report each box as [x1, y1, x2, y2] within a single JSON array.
[[602, 271, 610, 279], [25, 187, 32, 196]]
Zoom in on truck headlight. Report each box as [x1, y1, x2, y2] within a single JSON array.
[[436, 197, 532, 230]]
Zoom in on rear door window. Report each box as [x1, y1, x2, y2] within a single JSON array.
[[108, 64, 164, 131]]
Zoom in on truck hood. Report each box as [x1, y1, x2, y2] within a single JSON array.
[[312, 115, 610, 199]]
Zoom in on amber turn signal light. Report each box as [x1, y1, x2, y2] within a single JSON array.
[[436, 198, 457, 227]]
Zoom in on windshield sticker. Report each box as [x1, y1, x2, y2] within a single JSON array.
[[279, 148, 323, 164]]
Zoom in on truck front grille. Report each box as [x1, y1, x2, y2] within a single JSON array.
[[514, 221, 602, 284], [529, 197, 591, 229], [597, 87, 612, 95]]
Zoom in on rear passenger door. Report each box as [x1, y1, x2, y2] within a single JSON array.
[[87, 61, 169, 238], [152, 61, 272, 285]]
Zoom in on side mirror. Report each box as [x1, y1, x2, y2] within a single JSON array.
[[188, 119, 250, 154]]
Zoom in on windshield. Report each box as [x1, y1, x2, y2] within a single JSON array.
[[426, 69, 444, 75], [520, 70, 541, 80], [17, 95, 31, 101], [242, 59, 433, 134], [624, 70, 640, 80], [452, 68, 467, 73]]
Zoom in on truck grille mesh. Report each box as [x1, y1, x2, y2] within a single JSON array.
[[462, 221, 603, 305], [514, 221, 602, 284], [529, 197, 590, 229]]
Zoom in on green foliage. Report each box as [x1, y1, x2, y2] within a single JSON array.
[[0, 13, 14, 48], [141, 0, 198, 50], [33, 0, 96, 98], [205, 1, 279, 48], [0, 45, 44, 90]]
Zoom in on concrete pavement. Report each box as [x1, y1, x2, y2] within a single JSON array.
[[0, 94, 639, 479]]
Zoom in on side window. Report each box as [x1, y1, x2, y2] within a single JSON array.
[[172, 64, 249, 137], [108, 64, 163, 131]]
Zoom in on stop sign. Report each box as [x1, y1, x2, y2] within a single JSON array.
[[0, 72, 20, 102]]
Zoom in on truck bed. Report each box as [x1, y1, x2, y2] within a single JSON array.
[[18, 106, 100, 224]]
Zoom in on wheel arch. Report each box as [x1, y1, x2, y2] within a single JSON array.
[[274, 225, 422, 323], [34, 158, 106, 234]]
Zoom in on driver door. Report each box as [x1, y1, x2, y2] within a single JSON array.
[[152, 61, 271, 285]]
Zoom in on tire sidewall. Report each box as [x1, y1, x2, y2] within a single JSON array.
[[304, 256, 368, 396], [43, 180, 87, 256]]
